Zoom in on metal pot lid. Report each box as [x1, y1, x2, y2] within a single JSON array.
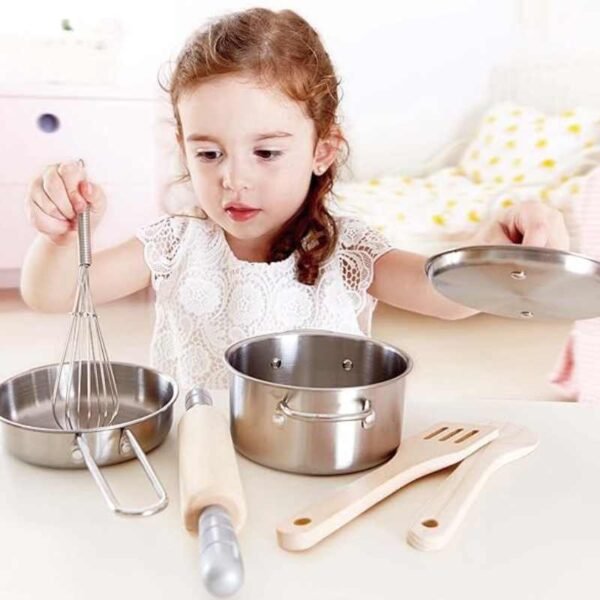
[[425, 245, 600, 320]]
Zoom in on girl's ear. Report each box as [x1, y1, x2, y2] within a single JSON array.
[[312, 127, 342, 175]]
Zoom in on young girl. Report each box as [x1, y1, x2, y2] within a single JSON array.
[[20, 8, 569, 391]]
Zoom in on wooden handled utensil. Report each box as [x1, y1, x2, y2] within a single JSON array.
[[406, 422, 539, 551], [277, 422, 499, 551]]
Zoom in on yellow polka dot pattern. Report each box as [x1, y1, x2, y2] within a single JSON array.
[[460, 102, 600, 186], [330, 103, 600, 255], [332, 168, 589, 255]]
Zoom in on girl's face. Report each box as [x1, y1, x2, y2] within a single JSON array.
[[177, 74, 333, 260]]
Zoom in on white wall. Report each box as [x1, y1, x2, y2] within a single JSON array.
[[3, 1, 600, 179]]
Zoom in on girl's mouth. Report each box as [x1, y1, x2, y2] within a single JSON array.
[[225, 207, 261, 222]]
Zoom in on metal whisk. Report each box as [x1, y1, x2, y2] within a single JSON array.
[[51, 206, 120, 430]]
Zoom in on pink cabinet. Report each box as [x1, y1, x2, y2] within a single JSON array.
[[0, 84, 167, 287]]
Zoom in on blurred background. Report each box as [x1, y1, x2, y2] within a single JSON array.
[[3, 0, 600, 174], [1, 0, 599, 402], [2, 0, 600, 283]]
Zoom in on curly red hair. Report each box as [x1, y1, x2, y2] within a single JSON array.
[[160, 8, 349, 285]]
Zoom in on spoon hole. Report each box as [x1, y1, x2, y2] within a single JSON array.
[[422, 519, 439, 528]]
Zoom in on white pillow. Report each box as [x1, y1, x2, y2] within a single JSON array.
[[459, 102, 600, 186]]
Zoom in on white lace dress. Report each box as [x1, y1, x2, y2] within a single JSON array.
[[136, 215, 393, 391]]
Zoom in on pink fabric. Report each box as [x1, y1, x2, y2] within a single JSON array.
[[550, 166, 600, 403]]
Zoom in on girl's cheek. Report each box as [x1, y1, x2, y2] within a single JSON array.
[[192, 167, 219, 186]]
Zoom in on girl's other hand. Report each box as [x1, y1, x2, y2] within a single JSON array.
[[25, 159, 107, 246], [471, 200, 570, 251]]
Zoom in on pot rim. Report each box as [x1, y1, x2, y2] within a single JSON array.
[[223, 329, 413, 393], [0, 362, 179, 435]]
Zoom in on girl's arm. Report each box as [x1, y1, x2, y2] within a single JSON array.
[[368, 200, 570, 320], [21, 235, 151, 313], [367, 249, 479, 320], [20, 160, 151, 313]]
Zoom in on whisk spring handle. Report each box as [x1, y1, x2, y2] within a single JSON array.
[[78, 206, 92, 267]]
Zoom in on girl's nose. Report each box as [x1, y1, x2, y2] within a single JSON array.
[[221, 157, 252, 191]]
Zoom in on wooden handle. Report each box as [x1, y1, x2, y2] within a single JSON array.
[[407, 451, 499, 552], [178, 405, 247, 534], [277, 423, 500, 551], [407, 427, 538, 551], [276, 456, 422, 551], [277, 442, 476, 551]]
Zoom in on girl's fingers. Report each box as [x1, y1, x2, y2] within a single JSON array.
[[545, 215, 570, 251], [29, 176, 71, 222], [474, 221, 513, 245], [25, 159, 100, 243], [520, 222, 548, 247], [78, 180, 99, 210], [56, 160, 88, 214], [25, 196, 72, 237], [39, 168, 74, 221], [512, 203, 568, 250], [474, 201, 569, 250]]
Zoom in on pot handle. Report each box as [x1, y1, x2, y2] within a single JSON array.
[[76, 429, 169, 517], [273, 396, 376, 430]]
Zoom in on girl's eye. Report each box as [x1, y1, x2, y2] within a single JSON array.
[[255, 149, 283, 160], [193, 149, 282, 161], [195, 150, 223, 161]]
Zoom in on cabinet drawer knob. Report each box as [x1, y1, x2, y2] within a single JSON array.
[[37, 113, 60, 133]]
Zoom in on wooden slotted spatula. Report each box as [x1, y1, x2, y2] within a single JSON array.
[[406, 422, 539, 552], [277, 422, 499, 551]]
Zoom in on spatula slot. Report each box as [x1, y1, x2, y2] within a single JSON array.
[[424, 426, 448, 440], [438, 428, 464, 441], [453, 429, 480, 444]]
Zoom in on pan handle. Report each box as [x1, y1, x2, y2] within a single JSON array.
[[76, 429, 169, 517], [273, 396, 376, 429]]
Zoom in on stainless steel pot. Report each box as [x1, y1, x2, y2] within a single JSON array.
[[224, 330, 412, 475], [0, 362, 178, 516]]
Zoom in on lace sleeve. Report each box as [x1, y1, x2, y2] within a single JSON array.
[[337, 216, 393, 314], [136, 216, 189, 290]]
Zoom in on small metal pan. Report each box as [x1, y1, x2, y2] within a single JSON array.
[[425, 245, 600, 320], [0, 362, 178, 517]]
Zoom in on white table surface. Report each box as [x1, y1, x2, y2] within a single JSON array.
[[1, 389, 599, 600]]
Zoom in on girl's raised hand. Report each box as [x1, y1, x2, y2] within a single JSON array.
[[25, 159, 107, 246], [471, 200, 570, 251]]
